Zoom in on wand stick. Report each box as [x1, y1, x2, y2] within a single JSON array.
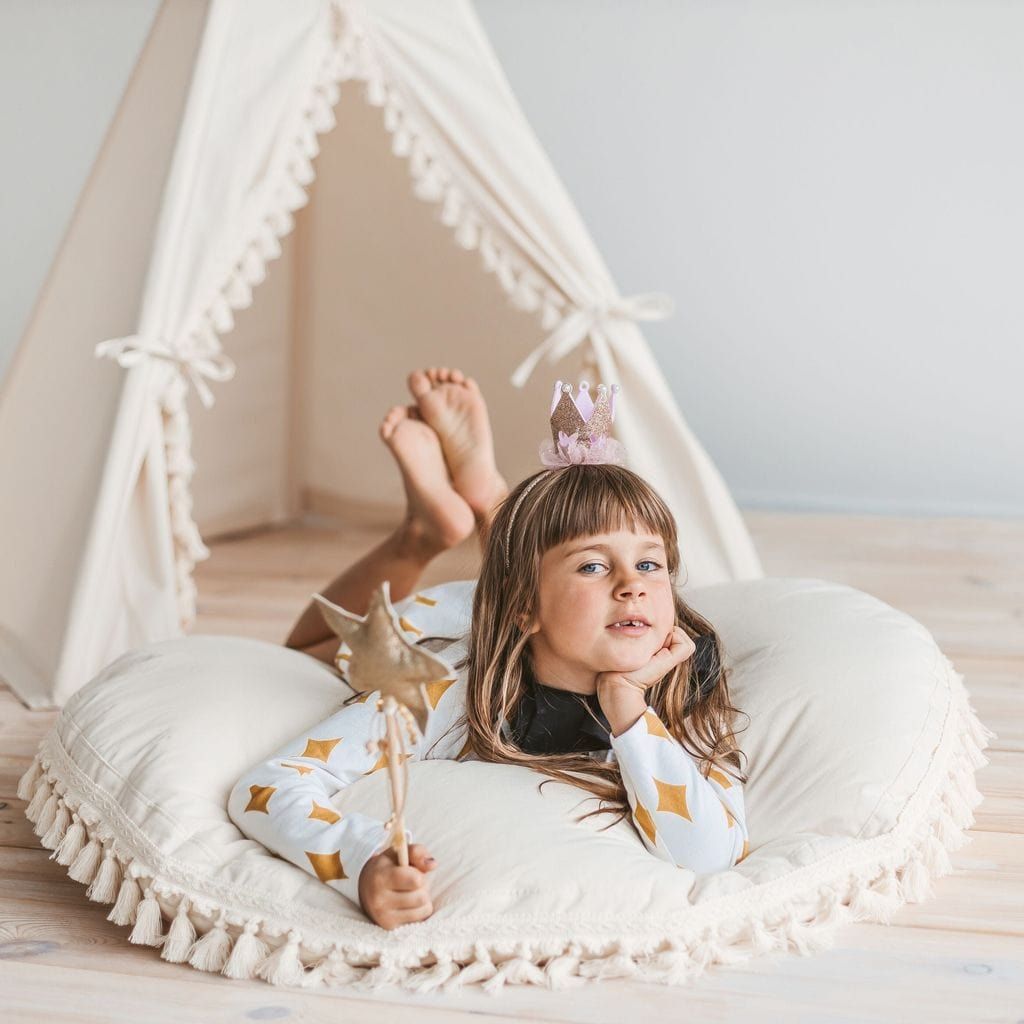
[[380, 696, 411, 867]]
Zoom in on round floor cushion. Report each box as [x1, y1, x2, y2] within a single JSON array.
[[20, 577, 993, 994]]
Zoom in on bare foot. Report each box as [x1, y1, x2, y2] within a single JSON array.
[[406, 367, 509, 524], [379, 405, 475, 554]]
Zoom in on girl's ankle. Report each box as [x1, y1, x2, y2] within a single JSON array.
[[393, 517, 450, 563]]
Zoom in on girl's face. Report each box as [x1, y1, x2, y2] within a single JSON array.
[[526, 528, 677, 694]]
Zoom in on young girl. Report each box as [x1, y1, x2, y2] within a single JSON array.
[[228, 368, 749, 931]]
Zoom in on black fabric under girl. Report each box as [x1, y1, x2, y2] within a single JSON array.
[[508, 634, 719, 756]]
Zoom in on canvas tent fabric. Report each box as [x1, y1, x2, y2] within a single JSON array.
[[0, 0, 762, 710]]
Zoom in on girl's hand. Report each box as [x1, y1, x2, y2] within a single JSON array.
[[596, 626, 697, 698], [358, 843, 437, 930]]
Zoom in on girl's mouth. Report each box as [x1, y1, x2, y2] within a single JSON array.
[[606, 620, 651, 637]]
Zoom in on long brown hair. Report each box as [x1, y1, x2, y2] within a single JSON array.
[[457, 463, 748, 831]]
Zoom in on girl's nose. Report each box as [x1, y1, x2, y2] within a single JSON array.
[[616, 574, 647, 598]]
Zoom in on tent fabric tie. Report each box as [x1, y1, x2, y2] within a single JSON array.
[[510, 292, 675, 388], [95, 335, 237, 409]]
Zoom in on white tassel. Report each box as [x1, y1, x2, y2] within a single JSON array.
[[33, 789, 61, 837], [849, 869, 901, 924], [747, 913, 784, 953], [688, 930, 724, 970], [223, 272, 252, 310], [16, 758, 42, 801], [543, 943, 584, 990], [898, 851, 934, 903], [921, 832, 954, 875], [453, 215, 479, 250], [577, 952, 638, 980], [188, 913, 232, 973], [313, 949, 365, 987], [278, 176, 309, 213], [813, 885, 849, 929], [441, 942, 497, 991], [494, 257, 517, 293], [223, 920, 268, 980], [297, 121, 320, 159], [364, 76, 386, 107], [647, 947, 700, 985], [267, 207, 294, 237], [783, 915, 838, 956], [240, 245, 266, 286], [67, 836, 103, 885], [25, 777, 51, 823], [208, 294, 234, 334], [86, 848, 121, 903], [309, 98, 336, 134], [161, 898, 197, 963], [40, 800, 71, 849], [129, 886, 165, 946], [255, 223, 282, 261], [357, 962, 409, 990], [499, 956, 547, 986], [401, 955, 458, 993], [107, 873, 143, 926], [53, 815, 86, 866], [289, 152, 315, 187], [255, 929, 307, 987], [935, 807, 965, 847], [391, 127, 412, 157], [440, 187, 463, 227]]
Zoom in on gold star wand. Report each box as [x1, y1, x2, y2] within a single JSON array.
[[313, 582, 453, 867]]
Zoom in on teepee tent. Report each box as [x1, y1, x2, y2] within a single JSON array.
[[0, 0, 762, 710]]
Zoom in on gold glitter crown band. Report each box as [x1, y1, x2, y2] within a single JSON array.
[[504, 380, 628, 571], [541, 380, 626, 467]]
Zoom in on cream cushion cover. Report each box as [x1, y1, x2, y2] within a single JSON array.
[[20, 577, 993, 994]]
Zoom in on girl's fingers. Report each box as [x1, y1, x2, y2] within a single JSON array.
[[407, 844, 437, 872], [388, 866, 428, 891], [394, 902, 434, 926], [388, 889, 432, 911]]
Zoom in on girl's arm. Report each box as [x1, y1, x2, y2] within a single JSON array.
[[227, 691, 413, 907], [609, 705, 749, 874]]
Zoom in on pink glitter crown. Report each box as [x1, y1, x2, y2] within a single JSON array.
[[539, 380, 627, 467]]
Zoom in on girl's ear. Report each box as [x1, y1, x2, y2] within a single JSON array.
[[517, 611, 540, 635]]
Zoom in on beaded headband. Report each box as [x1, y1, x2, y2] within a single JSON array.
[[503, 380, 627, 571]]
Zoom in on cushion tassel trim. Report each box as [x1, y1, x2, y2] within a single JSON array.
[[15, 656, 995, 993]]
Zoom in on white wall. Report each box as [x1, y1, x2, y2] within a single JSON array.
[[475, 0, 1023, 517], [3, 1, 1020, 517], [0, 0, 161, 377]]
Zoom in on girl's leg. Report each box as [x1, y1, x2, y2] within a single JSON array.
[[286, 403, 475, 664]]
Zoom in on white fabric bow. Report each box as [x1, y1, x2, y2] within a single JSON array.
[[510, 291, 675, 388], [95, 334, 236, 409]]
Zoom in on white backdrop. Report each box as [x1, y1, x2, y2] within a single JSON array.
[[3, 0, 1021, 517]]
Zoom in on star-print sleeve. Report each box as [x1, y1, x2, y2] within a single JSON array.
[[609, 706, 749, 873], [227, 691, 415, 908]]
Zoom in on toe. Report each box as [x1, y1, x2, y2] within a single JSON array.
[[450, 368, 465, 384], [408, 370, 432, 399], [379, 404, 406, 441]]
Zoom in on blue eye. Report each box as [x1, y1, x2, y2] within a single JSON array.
[[579, 562, 604, 574], [638, 560, 662, 572]]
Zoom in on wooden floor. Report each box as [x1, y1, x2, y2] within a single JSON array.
[[2, 511, 1022, 1022]]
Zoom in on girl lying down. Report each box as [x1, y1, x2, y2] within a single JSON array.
[[228, 368, 750, 931]]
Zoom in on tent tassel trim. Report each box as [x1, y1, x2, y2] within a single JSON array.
[[111, 0, 676, 629], [18, 653, 995, 993], [147, 11, 351, 628]]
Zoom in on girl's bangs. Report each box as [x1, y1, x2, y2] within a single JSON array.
[[536, 468, 675, 553]]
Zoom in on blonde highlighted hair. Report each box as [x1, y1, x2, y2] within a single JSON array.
[[454, 463, 748, 831]]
